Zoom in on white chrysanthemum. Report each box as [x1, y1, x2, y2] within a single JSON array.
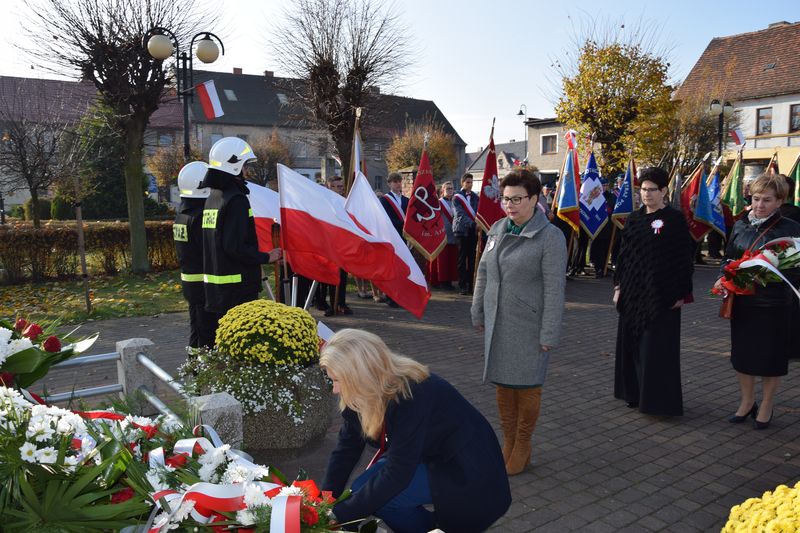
[[146, 469, 170, 492], [172, 499, 196, 522], [0, 327, 13, 345], [19, 442, 37, 463], [35, 446, 57, 464], [63, 455, 80, 472], [278, 485, 304, 497], [221, 463, 256, 484], [126, 415, 154, 427], [243, 483, 271, 508], [236, 509, 257, 526], [56, 413, 86, 435], [198, 462, 220, 483], [26, 421, 55, 443], [158, 415, 184, 433]]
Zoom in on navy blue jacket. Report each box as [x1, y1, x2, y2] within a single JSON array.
[[322, 374, 511, 532], [452, 189, 479, 236], [380, 193, 409, 236]]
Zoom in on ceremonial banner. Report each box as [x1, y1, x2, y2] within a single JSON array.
[[247, 182, 280, 252], [278, 164, 396, 285], [706, 168, 726, 237], [403, 149, 447, 260], [348, 173, 430, 318], [578, 152, 608, 238], [476, 133, 505, 232], [721, 151, 746, 218], [787, 151, 800, 207], [611, 159, 636, 229], [680, 164, 713, 241], [556, 147, 581, 233]]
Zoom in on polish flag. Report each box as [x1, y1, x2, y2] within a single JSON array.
[[247, 182, 280, 252], [347, 172, 430, 318], [196, 80, 224, 119], [729, 129, 745, 146], [278, 164, 397, 285]]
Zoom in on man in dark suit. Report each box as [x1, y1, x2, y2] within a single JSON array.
[[453, 173, 479, 294]]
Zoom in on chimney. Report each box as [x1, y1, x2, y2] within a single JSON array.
[[768, 21, 790, 28], [264, 70, 274, 77], [233, 67, 243, 75]]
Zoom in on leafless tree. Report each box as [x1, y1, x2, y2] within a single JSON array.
[[23, 0, 215, 272], [0, 78, 94, 227], [271, 0, 411, 189], [247, 131, 295, 187]]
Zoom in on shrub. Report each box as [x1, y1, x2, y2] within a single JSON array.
[[23, 198, 51, 222], [8, 205, 24, 219], [50, 195, 73, 220]]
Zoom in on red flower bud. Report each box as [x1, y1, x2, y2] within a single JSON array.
[[14, 318, 28, 332], [165, 453, 189, 468], [0, 372, 15, 386], [42, 335, 61, 353], [22, 323, 43, 341]]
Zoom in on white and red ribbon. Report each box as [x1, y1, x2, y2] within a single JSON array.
[[453, 193, 476, 221]]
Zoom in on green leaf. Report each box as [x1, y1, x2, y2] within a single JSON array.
[[2, 348, 46, 374]]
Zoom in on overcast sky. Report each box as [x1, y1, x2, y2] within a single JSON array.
[[2, 0, 797, 152]]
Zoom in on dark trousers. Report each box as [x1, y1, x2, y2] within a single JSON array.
[[456, 233, 477, 291], [188, 302, 218, 349], [569, 231, 589, 273], [350, 459, 434, 533], [590, 236, 611, 275], [707, 231, 724, 257], [317, 270, 347, 309]]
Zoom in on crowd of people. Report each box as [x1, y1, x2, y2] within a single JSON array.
[[172, 139, 798, 531]]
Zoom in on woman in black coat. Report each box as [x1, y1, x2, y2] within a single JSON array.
[[613, 167, 694, 416], [714, 173, 800, 429], [320, 329, 511, 533]]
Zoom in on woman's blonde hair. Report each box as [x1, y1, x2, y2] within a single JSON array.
[[750, 173, 788, 200], [320, 329, 430, 440]]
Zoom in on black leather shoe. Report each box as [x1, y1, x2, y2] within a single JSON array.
[[754, 409, 773, 430], [729, 402, 758, 423]]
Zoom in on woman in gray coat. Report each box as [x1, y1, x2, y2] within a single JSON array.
[[471, 168, 567, 475]]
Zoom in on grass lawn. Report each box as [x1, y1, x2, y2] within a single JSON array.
[[0, 270, 188, 323]]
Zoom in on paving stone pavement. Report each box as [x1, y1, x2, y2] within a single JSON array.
[[37, 265, 800, 532]]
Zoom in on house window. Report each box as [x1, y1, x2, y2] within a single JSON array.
[[223, 89, 237, 101], [756, 107, 772, 135], [541, 134, 557, 154], [373, 175, 383, 190], [790, 104, 800, 133]]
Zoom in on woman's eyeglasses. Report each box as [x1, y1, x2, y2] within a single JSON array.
[[501, 195, 531, 205]]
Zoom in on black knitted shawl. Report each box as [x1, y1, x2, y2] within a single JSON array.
[[614, 205, 694, 336]]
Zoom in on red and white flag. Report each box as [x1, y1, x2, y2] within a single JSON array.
[[247, 182, 280, 252], [564, 129, 577, 150], [347, 172, 430, 318], [476, 133, 505, 232], [278, 164, 396, 285], [196, 80, 224, 119], [403, 149, 446, 260], [729, 129, 745, 146]]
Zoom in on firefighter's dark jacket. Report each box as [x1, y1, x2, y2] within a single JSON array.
[[200, 169, 269, 313], [173, 197, 206, 304]]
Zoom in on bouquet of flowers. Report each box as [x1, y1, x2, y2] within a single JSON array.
[[712, 237, 800, 298], [0, 317, 98, 388]]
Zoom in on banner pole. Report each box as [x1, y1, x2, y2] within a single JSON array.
[[603, 225, 617, 276]]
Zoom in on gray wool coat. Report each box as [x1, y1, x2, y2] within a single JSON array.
[[471, 213, 568, 386]]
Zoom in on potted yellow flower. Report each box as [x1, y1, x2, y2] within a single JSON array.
[[180, 299, 334, 452]]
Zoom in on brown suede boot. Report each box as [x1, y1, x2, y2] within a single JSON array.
[[506, 387, 542, 475], [495, 386, 518, 464]]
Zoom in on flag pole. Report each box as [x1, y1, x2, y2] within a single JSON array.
[[603, 225, 616, 276], [473, 118, 495, 289]]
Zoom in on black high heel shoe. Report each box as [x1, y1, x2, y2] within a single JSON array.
[[754, 410, 774, 430], [729, 402, 758, 423]]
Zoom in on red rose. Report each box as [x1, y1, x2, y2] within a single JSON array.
[[42, 335, 61, 353], [301, 505, 320, 526], [22, 323, 43, 341], [14, 318, 28, 332], [165, 453, 189, 468], [111, 487, 135, 504], [0, 372, 15, 385]]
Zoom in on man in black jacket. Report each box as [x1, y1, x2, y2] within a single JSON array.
[[200, 137, 281, 338], [174, 161, 215, 348]]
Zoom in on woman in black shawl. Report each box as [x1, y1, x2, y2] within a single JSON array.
[[613, 167, 694, 416]]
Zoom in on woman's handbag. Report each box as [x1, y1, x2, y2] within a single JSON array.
[[718, 216, 782, 320]]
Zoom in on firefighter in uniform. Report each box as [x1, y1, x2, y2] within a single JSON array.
[[174, 161, 216, 348], [200, 137, 282, 339]]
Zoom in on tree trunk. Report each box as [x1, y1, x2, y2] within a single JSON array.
[[124, 117, 150, 273], [74, 200, 92, 314], [30, 187, 41, 229]]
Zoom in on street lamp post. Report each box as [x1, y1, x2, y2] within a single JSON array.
[[517, 104, 528, 163], [709, 99, 735, 158], [144, 28, 225, 163]]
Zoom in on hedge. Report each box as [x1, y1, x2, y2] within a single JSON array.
[[0, 221, 178, 284]]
